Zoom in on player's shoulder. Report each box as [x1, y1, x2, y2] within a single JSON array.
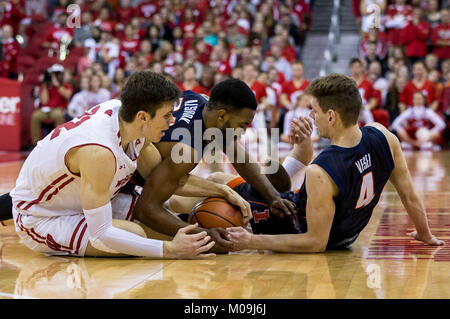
[[182, 90, 209, 101], [365, 123, 399, 156]]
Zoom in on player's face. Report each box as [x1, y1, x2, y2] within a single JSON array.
[[310, 97, 329, 138], [144, 101, 175, 143], [221, 108, 255, 137]]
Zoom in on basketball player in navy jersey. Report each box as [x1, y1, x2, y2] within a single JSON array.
[[132, 79, 297, 253], [169, 73, 444, 252], [225, 73, 444, 252]]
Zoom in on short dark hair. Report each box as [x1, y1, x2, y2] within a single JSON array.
[[306, 73, 362, 127], [207, 78, 257, 111], [120, 71, 181, 122], [349, 58, 362, 67], [413, 60, 428, 72]]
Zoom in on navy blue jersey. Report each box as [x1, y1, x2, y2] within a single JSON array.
[[230, 126, 394, 250], [227, 177, 300, 235], [160, 90, 209, 160], [296, 126, 394, 249]]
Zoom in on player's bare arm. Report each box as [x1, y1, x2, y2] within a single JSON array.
[[69, 145, 216, 259], [227, 164, 336, 252], [134, 141, 234, 253], [367, 123, 444, 246]]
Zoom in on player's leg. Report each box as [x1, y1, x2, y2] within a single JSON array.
[[0, 193, 13, 222], [30, 109, 47, 145]]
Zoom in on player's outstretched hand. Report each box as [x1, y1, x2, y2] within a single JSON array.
[[221, 185, 252, 225], [165, 223, 216, 259], [289, 117, 313, 145], [227, 227, 252, 251], [408, 230, 445, 246], [206, 227, 234, 253], [270, 197, 296, 218]]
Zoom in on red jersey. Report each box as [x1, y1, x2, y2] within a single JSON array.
[[431, 23, 450, 60], [180, 21, 199, 39], [41, 83, 73, 109], [135, 0, 161, 19], [0, 1, 26, 34], [401, 20, 430, 58], [44, 25, 74, 48], [357, 78, 378, 106], [385, 4, 412, 45], [1, 38, 19, 73], [250, 81, 267, 103], [293, 0, 312, 28], [117, 7, 134, 25], [400, 80, 437, 107], [216, 60, 232, 76], [120, 37, 140, 56], [360, 31, 388, 59], [176, 83, 209, 96], [282, 79, 310, 105]]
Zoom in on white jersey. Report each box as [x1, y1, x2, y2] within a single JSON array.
[[10, 99, 145, 217]]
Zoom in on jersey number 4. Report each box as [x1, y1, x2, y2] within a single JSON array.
[[355, 171, 375, 209]]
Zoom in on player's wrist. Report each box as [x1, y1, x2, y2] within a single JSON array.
[[163, 240, 176, 259]]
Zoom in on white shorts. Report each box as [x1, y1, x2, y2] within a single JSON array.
[[12, 192, 139, 257]]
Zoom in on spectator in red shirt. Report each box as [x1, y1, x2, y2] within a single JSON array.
[[0, 0, 26, 35], [350, 58, 378, 125], [242, 63, 267, 104], [0, 24, 19, 79], [401, 6, 430, 64], [280, 61, 309, 111], [431, 8, 450, 61], [31, 64, 73, 145], [177, 64, 208, 95], [93, 7, 116, 34], [360, 26, 389, 60], [117, 0, 134, 26], [400, 60, 439, 111], [43, 13, 74, 52], [384, 0, 412, 46], [120, 24, 141, 58], [136, 0, 160, 20]]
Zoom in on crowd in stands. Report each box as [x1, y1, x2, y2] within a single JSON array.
[[0, 0, 448, 153], [354, 0, 450, 151]]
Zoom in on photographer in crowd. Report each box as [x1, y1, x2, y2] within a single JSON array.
[[30, 63, 73, 146]]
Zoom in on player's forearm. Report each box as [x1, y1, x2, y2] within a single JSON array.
[[249, 233, 325, 253], [400, 192, 433, 238], [233, 161, 280, 203], [175, 175, 228, 198]]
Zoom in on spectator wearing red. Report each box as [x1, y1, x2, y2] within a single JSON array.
[[400, 60, 439, 111], [176, 64, 208, 95], [135, 0, 161, 20], [360, 26, 389, 60], [290, 0, 313, 32], [392, 91, 446, 150], [93, 7, 116, 34], [431, 8, 450, 61], [31, 64, 73, 145], [179, 7, 199, 41], [352, 0, 362, 27], [0, 24, 19, 79], [280, 61, 309, 111], [242, 63, 267, 104], [401, 6, 430, 64], [266, 67, 284, 129], [350, 58, 378, 125], [262, 55, 286, 85], [120, 25, 141, 58], [43, 12, 74, 51], [117, 0, 134, 26], [384, 0, 412, 46], [0, 0, 26, 35]]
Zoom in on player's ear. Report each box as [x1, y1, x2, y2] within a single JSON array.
[[327, 109, 337, 125], [217, 109, 228, 123], [135, 110, 151, 123]]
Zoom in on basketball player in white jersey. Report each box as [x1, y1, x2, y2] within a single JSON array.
[[8, 71, 241, 259]]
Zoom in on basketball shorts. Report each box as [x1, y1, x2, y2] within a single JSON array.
[[226, 177, 303, 235], [12, 192, 139, 257]]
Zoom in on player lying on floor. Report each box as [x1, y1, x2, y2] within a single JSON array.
[[169, 73, 444, 252], [0, 71, 250, 259]]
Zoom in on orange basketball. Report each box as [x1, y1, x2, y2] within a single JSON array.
[[188, 197, 244, 228]]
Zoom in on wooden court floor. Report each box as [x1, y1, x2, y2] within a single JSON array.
[[0, 151, 449, 299]]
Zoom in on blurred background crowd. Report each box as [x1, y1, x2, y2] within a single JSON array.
[[0, 0, 448, 153]]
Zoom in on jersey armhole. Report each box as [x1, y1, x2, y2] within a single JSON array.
[[63, 143, 117, 177]]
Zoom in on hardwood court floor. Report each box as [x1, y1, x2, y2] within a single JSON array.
[[0, 151, 449, 299]]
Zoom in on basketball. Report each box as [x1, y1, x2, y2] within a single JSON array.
[[188, 197, 244, 228]]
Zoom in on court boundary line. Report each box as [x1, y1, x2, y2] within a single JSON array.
[[0, 291, 37, 299]]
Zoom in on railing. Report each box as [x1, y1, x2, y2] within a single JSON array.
[[319, 0, 340, 76]]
